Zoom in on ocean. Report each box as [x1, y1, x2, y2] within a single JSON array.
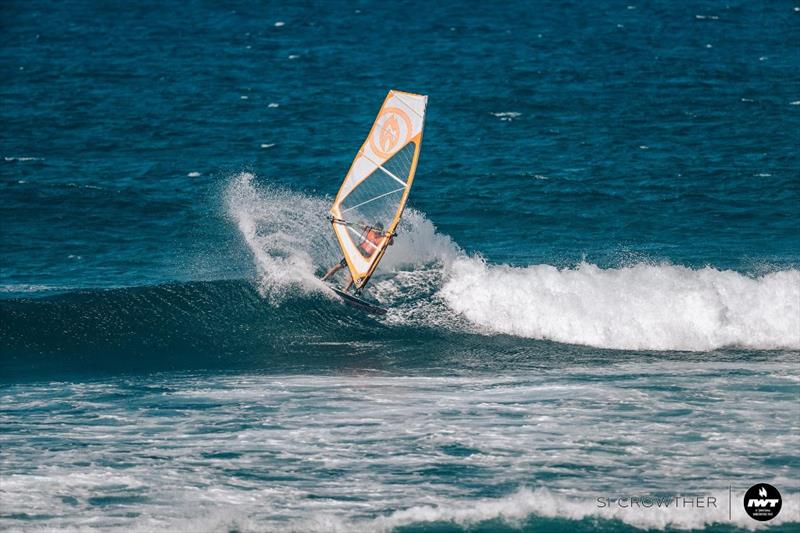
[[1, 1, 799, 531]]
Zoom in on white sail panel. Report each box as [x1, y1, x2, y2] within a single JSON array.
[[330, 90, 427, 289]]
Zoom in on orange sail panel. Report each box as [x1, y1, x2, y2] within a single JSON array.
[[330, 90, 427, 289]]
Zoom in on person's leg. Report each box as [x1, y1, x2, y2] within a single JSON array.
[[321, 258, 346, 281]]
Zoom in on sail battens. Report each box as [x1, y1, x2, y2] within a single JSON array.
[[379, 165, 408, 187], [330, 90, 427, 289], [393, 92, 425, 119], [341, 186, 407, 214], [358, 149, 408, 187]]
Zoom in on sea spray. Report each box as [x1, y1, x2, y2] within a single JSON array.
[[224, 172, 337, 302], [224, 172, 460, 302]]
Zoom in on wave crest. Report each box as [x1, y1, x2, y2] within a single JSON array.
[[441, 258, 800, 351]]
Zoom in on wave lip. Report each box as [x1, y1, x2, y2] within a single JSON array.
[[224, 172, 460, 303], [441, 259, 800, 352]]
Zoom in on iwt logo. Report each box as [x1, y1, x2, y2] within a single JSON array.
[[743, 484, 782, 521]]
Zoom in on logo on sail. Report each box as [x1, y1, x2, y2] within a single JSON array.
[[369, 107, 412, 158]]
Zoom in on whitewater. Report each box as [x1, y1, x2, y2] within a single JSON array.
[[2, 371, 798, 532]]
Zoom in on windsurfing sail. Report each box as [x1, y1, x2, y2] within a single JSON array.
[[330, 89, 427, 290]]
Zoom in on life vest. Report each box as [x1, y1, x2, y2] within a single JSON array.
[[359, 228, 383, 255]]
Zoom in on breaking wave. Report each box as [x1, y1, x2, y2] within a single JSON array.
[[441, 258, 800, 351], [226, 172, 799, 352], [2, 172, 797, 376]]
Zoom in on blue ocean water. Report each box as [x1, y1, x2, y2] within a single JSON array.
[[1, 1, 799, 531]]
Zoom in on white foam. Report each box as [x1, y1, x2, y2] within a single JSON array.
[[159, 477, 800, 533], [440, 258, 800, 351], [491, 111, 521, 122], [3, 156, 43, 162], [0, 283, 67, 293], [66, 182, 104, 190], [3, 372, 798, 531], [187, 171, 201, 177]]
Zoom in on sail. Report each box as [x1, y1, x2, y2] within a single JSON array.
[[330, 90, 427, 290]]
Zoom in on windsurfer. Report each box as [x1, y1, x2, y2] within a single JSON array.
[[321, 223, 388, 291]]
